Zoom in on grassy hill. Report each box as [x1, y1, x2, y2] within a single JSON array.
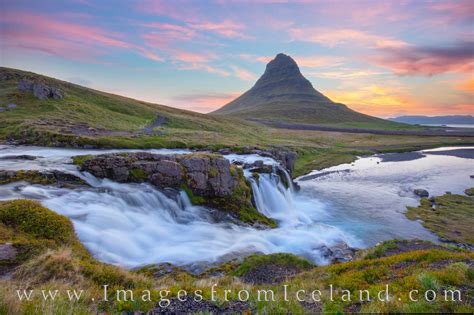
[[1, 67, 472, 177]]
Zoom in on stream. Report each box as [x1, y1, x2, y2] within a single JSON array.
[[0, 145, 472, 269]]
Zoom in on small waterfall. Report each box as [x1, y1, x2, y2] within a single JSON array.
[[247, 166, 301, 225]]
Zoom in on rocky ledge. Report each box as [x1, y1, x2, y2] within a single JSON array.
[[75, 152, 276, 227], [0, 170, 87, 188]]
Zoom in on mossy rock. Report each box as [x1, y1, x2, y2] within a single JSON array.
[[234, 253, 314, 284], [0, 200, 74, 243], [71, 154, 93, 167]]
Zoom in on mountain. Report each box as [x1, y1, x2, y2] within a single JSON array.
[[390, 115, 474, 125], [212, 53, 394, 127]]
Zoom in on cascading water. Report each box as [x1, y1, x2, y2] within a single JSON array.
[[1, 145, 472, 269], [0, 145, 358, 268]]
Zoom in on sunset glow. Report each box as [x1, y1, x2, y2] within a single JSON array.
[[1, 0, 473, 117]]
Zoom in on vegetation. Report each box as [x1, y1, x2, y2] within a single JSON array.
[[233, 253, 314, 277], [71, 154, 93, 168], [405, 190, 474, 246], [1, 68, 473, 179], [0, 170, 56, 185], [0, 200, 472, 314]]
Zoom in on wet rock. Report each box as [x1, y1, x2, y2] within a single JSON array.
[[271, 149, 297, 173], [316, 242, 356, 263], [414, 188, 429, 197], [150, 160, 183, 186], [0, 155, 38, 160], [0, 170, 87, 187], [80, 152, 254, 216]]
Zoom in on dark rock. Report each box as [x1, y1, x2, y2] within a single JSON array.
[[0, 155, 38, 160], [150, 160, 183, 186], [80, 152, 253, 215], [316, 242, 356, 263], [148, 296, 250, 315], [414, 188, 429, 198], [0, 170, 88, 188], [249, 165, 273, 174], [271, 149, 297, 173], [0, 243, 17, 261], [18, 79, 33, 92], [18, 78, 64, 100]]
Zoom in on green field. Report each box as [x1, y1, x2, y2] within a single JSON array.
[[1, 67, 473, 178]]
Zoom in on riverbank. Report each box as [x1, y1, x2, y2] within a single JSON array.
[[1, 199, 472, 314]]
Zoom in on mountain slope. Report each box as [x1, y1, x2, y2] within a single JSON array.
[[212, 53, 398, 127], [0, 67, 261, 147]]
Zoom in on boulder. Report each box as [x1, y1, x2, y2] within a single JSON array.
[[0, 243, 17, 261], [81, 153, 240, 202], [18, 78, 64, 100], [78, 152, 275, 227], [414, 189, 429, 198], [316, 242, 356, 263]]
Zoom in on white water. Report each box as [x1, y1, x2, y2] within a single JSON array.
[[0, 145, 472, 268], [0, 145, 357, 268]]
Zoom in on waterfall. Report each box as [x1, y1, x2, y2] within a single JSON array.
[[247, 166, 295, 222], [0, 145, 361, 267]]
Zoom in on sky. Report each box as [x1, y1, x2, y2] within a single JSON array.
[[1, 0, 473, 118]]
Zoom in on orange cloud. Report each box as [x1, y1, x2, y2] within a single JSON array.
[[455, 78, 474, 92], [170, 92, 240, 112], [230, 65, 256, 81]]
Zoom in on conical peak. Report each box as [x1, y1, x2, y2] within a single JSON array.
[[263, 53, 301, 77], [252, 53, 313, 92]]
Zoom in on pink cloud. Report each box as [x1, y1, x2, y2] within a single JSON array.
[[189, 20, 250, 39], [230, 65, 256, 81], [1, 11, 164, 63], [288, 27, 409, 49], [370, 41, 474, 76]]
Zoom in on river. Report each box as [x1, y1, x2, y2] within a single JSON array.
[[0, 145, 472, 269]]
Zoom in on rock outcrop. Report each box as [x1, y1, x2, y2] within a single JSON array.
[[18, 78, 64, 100], [414, 188, 429, 198], [0, 170, 87, 188], [77, 152, 276, 227]]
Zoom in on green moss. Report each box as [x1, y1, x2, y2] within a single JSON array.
[[0, 200, 74, 243], [406, 192, 474, 245], [365, 240, 399, 259], [0, 170, 55, 185], [252, 172, 260, 180], [181, 185, 205, 205], [233, 253, 314, 277], [209, 166, 218, 178], [129, 168, 147, 180], [465, 187, 474, 196], [72, 154, 93, 167]]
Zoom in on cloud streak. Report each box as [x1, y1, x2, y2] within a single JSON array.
[[371, 41, 474, 76]]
